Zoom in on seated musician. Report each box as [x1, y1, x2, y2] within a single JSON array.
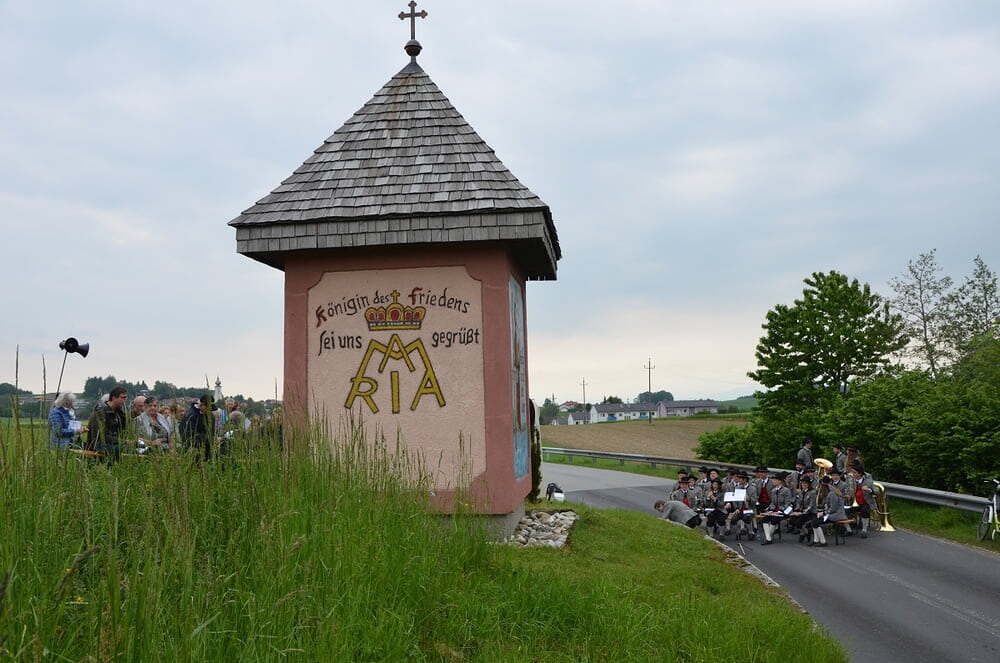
[[669, 482, 690, 506], [701, 479, 727, 537], [789, 476, 817, 542], [847, 461, 876, 538], [723, 471, 752, 538], [759, 471, 792, 545], [809, 476, 848, 547], [686, 476, 703, 509], [747, 466, 771, 536]]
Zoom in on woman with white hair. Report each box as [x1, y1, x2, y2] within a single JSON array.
[[136, 397, 172, 451], [48, 392, 82, 449]]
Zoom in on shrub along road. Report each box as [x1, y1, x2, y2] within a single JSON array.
[[543, 462, 1000, 663]]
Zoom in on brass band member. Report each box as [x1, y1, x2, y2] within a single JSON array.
[[796, 438, 814, 468], [787, 459, 806, 497], [724, 471, 752, 538], [747, 466, 771, 536], [848, 461, 876, 538], [723, 468, 738, 493], [810, 476, 848, 547], [789, 476, 817, 542], [760, 471, 792, 545], [832, 444, 847, 474], [686, 476, 703, 509], [702, 479, 727, 537]]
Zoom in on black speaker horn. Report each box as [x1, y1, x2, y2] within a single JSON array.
[[59, 337, 90, 358]]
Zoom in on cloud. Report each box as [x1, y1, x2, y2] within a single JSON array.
[[1, 0, 998, 401]]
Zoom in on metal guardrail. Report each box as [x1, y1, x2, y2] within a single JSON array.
[[542, 447, 991, 513]]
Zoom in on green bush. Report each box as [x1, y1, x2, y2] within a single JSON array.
[[695, 425, 758, 465]]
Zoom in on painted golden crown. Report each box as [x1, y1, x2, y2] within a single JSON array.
[[365, 290, 426, 331]]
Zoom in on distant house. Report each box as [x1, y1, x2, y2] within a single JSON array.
[[549, 414, 570, 426], [594, 403, 657, 422], [558, 401, 580, 412], [657, 400, 719, 417], [567, 409, 594, 425]]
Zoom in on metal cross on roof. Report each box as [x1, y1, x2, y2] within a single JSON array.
[[399, 1, 428, 41]]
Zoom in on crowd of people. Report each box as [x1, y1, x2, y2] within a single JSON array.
[[47, 388, 280, 463], [654, 439, 880, 547]]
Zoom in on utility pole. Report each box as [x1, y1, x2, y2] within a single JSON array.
[[580, 378, 588, 407], [643, 357, 655, 424]]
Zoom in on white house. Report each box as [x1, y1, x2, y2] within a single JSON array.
[[549, 414, 569, 426], [567, 409, 595, 425], [558, 400, 581, 412], [593, 403, 657, 422], [657, 400, 720, 417]]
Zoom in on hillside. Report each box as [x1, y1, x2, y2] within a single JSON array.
[[541, 417, 749, 457]]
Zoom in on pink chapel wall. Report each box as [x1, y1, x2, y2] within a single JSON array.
[[282, 244, 531, 514]]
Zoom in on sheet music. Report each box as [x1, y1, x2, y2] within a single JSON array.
[[724, 488, 746, 502]]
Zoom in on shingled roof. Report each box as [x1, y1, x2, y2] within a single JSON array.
[[231, 60, 560, 279]]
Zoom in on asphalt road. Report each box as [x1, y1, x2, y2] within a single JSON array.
[[542, 462, 1000, 663]]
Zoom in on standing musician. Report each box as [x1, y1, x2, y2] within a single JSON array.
[[810, 476, 848, 547], [787, 460, 806, 497], [789, 476, 817, 542], [796, 438, 814, 468], [759, 471, 792, 545], [848, 461, 876, 538], [845, 447, 862, 474], [832, 444, 847, 474], [701, 479, 727, 538]]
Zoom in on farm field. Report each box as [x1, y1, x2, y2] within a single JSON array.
[[541, 417, 749, 458]]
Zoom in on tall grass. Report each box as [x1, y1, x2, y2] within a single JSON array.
[[0, 417, 845, 661]]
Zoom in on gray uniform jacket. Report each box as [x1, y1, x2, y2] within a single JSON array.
[[701, 491, 725, 511], [659, 500, 698, 525], [796, 446, 813, 467], [793, 489, 817, 514], [830, 479, 852, 504], [835, 452, 847, 474], [762, 485, 792, 514], [787, 471, 802, 495], [820, 490, 848, 522]]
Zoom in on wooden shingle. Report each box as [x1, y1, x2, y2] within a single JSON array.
[[230, 60, 559, 279]]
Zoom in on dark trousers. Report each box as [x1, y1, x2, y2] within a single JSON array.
[[705, 510, 727, 529]]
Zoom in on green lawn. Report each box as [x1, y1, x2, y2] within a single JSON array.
[[890, 499, 1000, 553]]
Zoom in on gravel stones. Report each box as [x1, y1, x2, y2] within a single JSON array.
[[508, 510, 577, 548]]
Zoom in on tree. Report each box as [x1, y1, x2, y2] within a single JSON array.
[[943, 256, 999, 355], [539, 400, 560, 425], [889, 249, 953, 377], [749, 271, 907, 409], [0, 383, 31, 396], [637, 390, 673, 404], [601, 395, 623, 404]]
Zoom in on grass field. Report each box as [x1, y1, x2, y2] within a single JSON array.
[[0, 420, 845, 661], [541, 417, 749, 458]]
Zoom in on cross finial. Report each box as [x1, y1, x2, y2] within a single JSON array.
[[399, 1, 428, 61]]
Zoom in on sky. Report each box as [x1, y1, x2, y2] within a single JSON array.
[[1, 1, 998, 403]]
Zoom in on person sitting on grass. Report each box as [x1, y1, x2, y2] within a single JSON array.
[[48, 392, 83, 449], [654, 499, 702, 529]]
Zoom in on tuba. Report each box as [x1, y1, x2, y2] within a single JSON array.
[[814, 457, 833, 478], [814, 458, 833, 508], [873, 482, 896, 532]]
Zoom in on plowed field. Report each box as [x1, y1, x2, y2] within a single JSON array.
[[540, 417, 749, 458]]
